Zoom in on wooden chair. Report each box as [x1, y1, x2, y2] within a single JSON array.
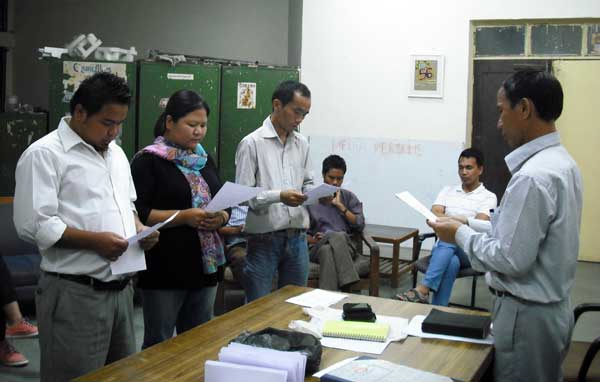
[[307, 231, 381, 297], [412, 232, 485, 309], [564, 303, 600, 382]]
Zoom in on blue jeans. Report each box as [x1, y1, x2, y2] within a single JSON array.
[[243, 230, 309, 302], [141, 287, 217, 349], [422, 240, 471, 306]]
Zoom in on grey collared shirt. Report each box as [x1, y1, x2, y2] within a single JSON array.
[[456, 132, 583, 303], [235, 116, 314, 234]]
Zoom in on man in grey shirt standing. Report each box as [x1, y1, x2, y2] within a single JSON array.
[[235, 80, 313, 302], [429, 70, 583, 381]]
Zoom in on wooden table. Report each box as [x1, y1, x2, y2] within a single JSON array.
[[367, 225, 419, 288], [75, 286, 492, 382]]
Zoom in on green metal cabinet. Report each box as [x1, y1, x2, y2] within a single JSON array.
[[218, 65, 299, 182], [46, 58, 138, 158], [137, 61, 221, 160], [0, 112, 48, 196]]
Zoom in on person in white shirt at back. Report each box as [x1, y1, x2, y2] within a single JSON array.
[[396, 148, 497, 305]]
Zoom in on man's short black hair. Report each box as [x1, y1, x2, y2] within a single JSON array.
[[69, 72, 131, 116], [459, 147, 484, 167], [272, 80, 311, 108], [502, 70, 563, 122], [322, 154, 347, 175]]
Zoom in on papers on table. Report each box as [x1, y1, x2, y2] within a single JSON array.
[[303, 183, 338, 206], [205, 181, 262, 212], [214, 342, 307, 382], [314, 357, 453, 382], [111, 211, 179, 275], [395, 191, 437, 222], [289, 306, 408, 355], [205, 360, 287, 382], [285, 289, 347, 308], [405, 315, 494, 345]]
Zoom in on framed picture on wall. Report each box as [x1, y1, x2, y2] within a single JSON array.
[[409, 55, 445, 98]]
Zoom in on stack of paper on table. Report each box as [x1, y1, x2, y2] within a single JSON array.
[[205, 342, 307, 382]]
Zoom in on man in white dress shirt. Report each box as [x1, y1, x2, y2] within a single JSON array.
[[397, 148, 497, 305], [429, 70, 582, 382], [13, 72, 159, 382]]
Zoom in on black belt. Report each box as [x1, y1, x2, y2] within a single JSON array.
[[45, 272, 131, 291], [489, 286, 515, 298]]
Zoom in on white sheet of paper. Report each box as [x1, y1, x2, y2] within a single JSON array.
[[405, 315, 494, 345], [303, 183, 338, 206], [112, 211, 179, 275], [110, 243, 146, 275], [126, 211, 179, 245], [395, 191, 437, 222], [205, 181, 262, 212], [285, 289, 348, 308], [314, 358, 452, 382], [313, 356, 359, 378], [219, 344, 304, 382], [205, 360, 287, 382]]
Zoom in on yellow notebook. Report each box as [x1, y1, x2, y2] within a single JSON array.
[[322, 320, 390, 342]]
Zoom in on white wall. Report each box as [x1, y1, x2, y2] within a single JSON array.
[[12, 0, 296, 108], [301, 0, 600, 142], [301, 0, 600, 230]]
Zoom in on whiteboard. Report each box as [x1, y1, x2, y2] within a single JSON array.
[[307, 135, 464, 248]]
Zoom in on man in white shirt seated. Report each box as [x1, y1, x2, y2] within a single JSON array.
[[396, 148, 497, 305]]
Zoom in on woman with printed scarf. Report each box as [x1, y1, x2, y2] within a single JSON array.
[[131, 90, 229, 349]]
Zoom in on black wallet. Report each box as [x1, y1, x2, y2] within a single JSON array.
[[421, 309, 491, 339], [342, 303, 377, 322]]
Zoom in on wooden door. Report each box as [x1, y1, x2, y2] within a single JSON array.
[[472, 60, 550, 201], [554, 60, 600, 262]]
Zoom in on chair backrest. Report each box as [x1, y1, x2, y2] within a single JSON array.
[[0, 203, 39, 257]]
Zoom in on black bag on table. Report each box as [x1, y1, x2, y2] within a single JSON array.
[[231, 327, 322, 375]]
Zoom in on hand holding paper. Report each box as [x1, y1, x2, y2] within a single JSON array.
[[395, 191, 437, 222], [304, 183, 338, 206], [111, 211, 179, 275]]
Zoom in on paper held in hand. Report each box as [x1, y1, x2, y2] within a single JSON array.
[[204, 181, 262, 212], [304, 183, 338, 206], [395, 191, 437, 222]]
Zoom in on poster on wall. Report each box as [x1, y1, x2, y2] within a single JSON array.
[[408, 55, 445, 98], [62, 61, 128, 103], [237, 82, 257, 109]]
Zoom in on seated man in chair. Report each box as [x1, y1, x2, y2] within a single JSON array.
[[397, 148, 497, 305], [307, 155, 365, 291]]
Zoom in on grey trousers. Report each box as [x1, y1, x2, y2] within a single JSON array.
[[35, 273, 136, 382], [310, 231, 360, 291], [492, 294, 573, 382]]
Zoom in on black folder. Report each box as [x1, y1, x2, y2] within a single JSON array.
[[421, 309, 491, 339]]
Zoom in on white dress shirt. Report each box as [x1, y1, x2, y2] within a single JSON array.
[[235, 116, 314, 234], [456, 132, 583, 303], [13, 117, 138, 281]]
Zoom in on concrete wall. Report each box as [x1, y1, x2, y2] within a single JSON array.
[[11, 0, 299, 108]]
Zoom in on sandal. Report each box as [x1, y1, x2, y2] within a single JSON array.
[[396, 288, 429, 304]]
